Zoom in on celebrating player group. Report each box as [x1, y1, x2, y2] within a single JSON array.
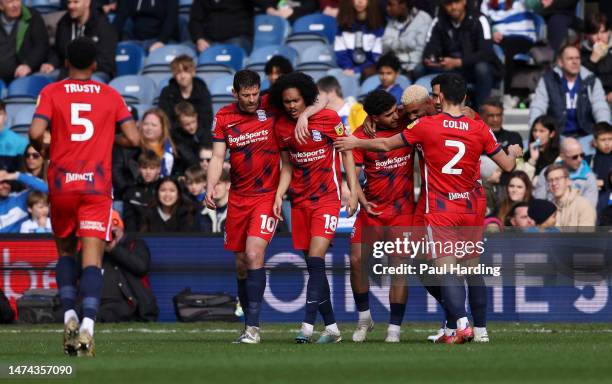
[[30, 38, 523, 356]]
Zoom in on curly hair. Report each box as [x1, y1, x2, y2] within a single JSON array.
[[363, 90, 396, 116], [269, 72, 319, 113]]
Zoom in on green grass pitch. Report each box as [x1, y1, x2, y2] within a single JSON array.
[[1, 322, 612, 384]]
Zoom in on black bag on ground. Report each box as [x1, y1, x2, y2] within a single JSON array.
[[0, 289, 15, 323], [173, 288, 239, 322], [16, 289, 62, 324]]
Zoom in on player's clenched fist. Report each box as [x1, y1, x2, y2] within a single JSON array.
[[205, 188, 217, 209]]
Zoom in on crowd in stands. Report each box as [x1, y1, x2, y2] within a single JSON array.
[[0, 0, 610, 234]]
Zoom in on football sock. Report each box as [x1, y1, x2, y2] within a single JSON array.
[[457, 316, 469, 331], [325, 322, 340, 334], [80, 266, 103, 336], [56, 256, 79, 314], [389, 303, 406, 326], [318, 277, 336, 326], [358, 309, 372, 321], [441, 273, 467, 326], [237, 278, 248, 322], [81, 317, 95, 336], [387, 324, 401, 334], [467, 274, 487, 327], [246, 268, 266, 327], [353, 291, 370, 312], [301, 322, 314, 337], [304, 256, 325, 326], [64, 310, 79, 325]]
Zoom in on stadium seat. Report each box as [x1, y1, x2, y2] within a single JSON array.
[[30, 0, 61, 13], [142, 44, 197, 73], [253, 15, 290, 50], [116, 41, 146, 76], [144, 72, 173, 90], [109, 75, 158, 105], [7, 75, 53, 101], [326, 69, 359, 99], [179, 0, 192, 13], [210, 75, 235, 115], [296, 45, 337, 81], [288, 13, 337, 45], [10, 104, 36, 135], [261, 78, 270, 92], [197, 44, 246, 72], [359, 74, 412, 98], [246, 45, 299, 73], [131, 103, 153, 120]]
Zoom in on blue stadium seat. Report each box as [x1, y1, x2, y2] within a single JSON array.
[[131, 104, 153, 120], [179, 0, 192, 13], [296, 45, 337, 81], [7, 75, 53, 100], [326, 68, 359, 99], [144, 72, 173, 90], [10, 104, 36, 135], [109, 75, 158, 105], [116, 41, 146, 76], [246, 45, 299, 72], [210, 75, 235, 115], [253, 15, 290, 50], [197, 44, 246, 72], [30, 0, 61, 13], [290, 13, 337, 45], [359, 75, 412, 98], [142, 44, 197, 73]]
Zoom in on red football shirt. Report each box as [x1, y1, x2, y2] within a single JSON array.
[[212, 95, 280, 196], [353, 125, 414, 216], [275, 109, 346, 208], [34, 79, 132, 197], [401, 113, 501, 213]]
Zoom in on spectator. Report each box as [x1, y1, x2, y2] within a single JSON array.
[[481, 0, 538, 94], [113, 0, 178, 53], [0, 0, 49, 84], [267, 0, 319, 22], [317, 75, 356, 132], [40, 0, 117, 81], [534, 137, 599, 208], [537, 0, 578, 54], [508, 201, 534, 228], [188, 0, 276, 54], [0, 101, 28, 172], [334, 0, 385, 79], [320, 0, 340, 17], [173, 102, 212, 171], [422, 0, 502, 109], [480, 155, 502, 216], [158, 55, 213, 135], [0, 169, 48, 233], [523, 115, 560, 177], [184, 164, 206, 208], [97, 211, 159, 322], [140, 108, 178, 177], [480, 97, 524, 152], [526, 198, 558, 231], [544, 163, 597, 227], [19, 145, 46, 183], [122, 150, 161, 233], [586, 122, 612, 215], [18, 190, 51, 233], [199, 168, 229, 233], [484, 216, 503, 232], [382, 0, 432, 78], [581, 11, 612, 104], [264, 55, 293, 88], [141, 176, 197, 232], [497, 170, 533, 224], [529, 44, 611, 150], [199, 145, 213, 173], [375, 52, 404, 104]]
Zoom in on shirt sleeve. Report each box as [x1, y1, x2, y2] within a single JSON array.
[[321, 112, 348, 142], [33, 87, 53, 122], [212, 112, 225, 143], [483, 124, 503, 157], [400, 119, 422, 147]]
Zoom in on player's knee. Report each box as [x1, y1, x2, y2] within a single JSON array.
[[244, 249, 264, 268]]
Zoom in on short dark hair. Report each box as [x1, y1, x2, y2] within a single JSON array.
[[270, 72, 319, 112], [174, 101, 197, 118], [438, 73, 466, 105], [67, 37, 97, 70], [185, 165, 206, 183], [363, 90, 396, 116], [431, 74, 442, 88], [545, 163, 569, 180], [558, 43, 579, 59], [233, 70, 261, 93], [264, 55, 293, 76], [376, 52, 401, 72], [316, 76, 343, 98], [585, 11, 608, 35], [593, 122, 612, 138], [138, 150, 162, 168], [480, 97, 504, 112], [509, 201, 529, 218]]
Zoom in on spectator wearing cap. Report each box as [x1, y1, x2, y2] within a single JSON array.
[[526, 198, 558, 232], [529, 44, 611, 151], [534, 137, 599, 208], [94, 211, 159, 322], [544, 164, 597, 227]]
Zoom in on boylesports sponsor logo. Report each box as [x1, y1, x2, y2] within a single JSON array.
[[291, 148, 325, 163], [80, 220, 105, 232], [227, 130, 269, 147], [374, 155, 411, 170], [65, 172, 94, 184], [448, 192, 470, 200]]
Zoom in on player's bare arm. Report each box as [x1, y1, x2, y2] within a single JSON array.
[[341, 151, 359, 217], [115, 119, 141, 147], [29, 117, 49, 157], [273, 151, 293, 220], [205, 141, 227, 209], [294, 93, 329, 145], [354, 166, 380, 216], [334, 133, 405, 153], [491, 144, 523, 172]]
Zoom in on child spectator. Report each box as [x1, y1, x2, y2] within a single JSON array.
[[200, 168, 230, 233], [376, 52, 404, 104], [587, 122, 612, 215], [173, 102, 212, 172], [185, 164, 207, 207], [19, 191, 52, 233], [158, 55, 213, 134], [122, 150, 162, 232]]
